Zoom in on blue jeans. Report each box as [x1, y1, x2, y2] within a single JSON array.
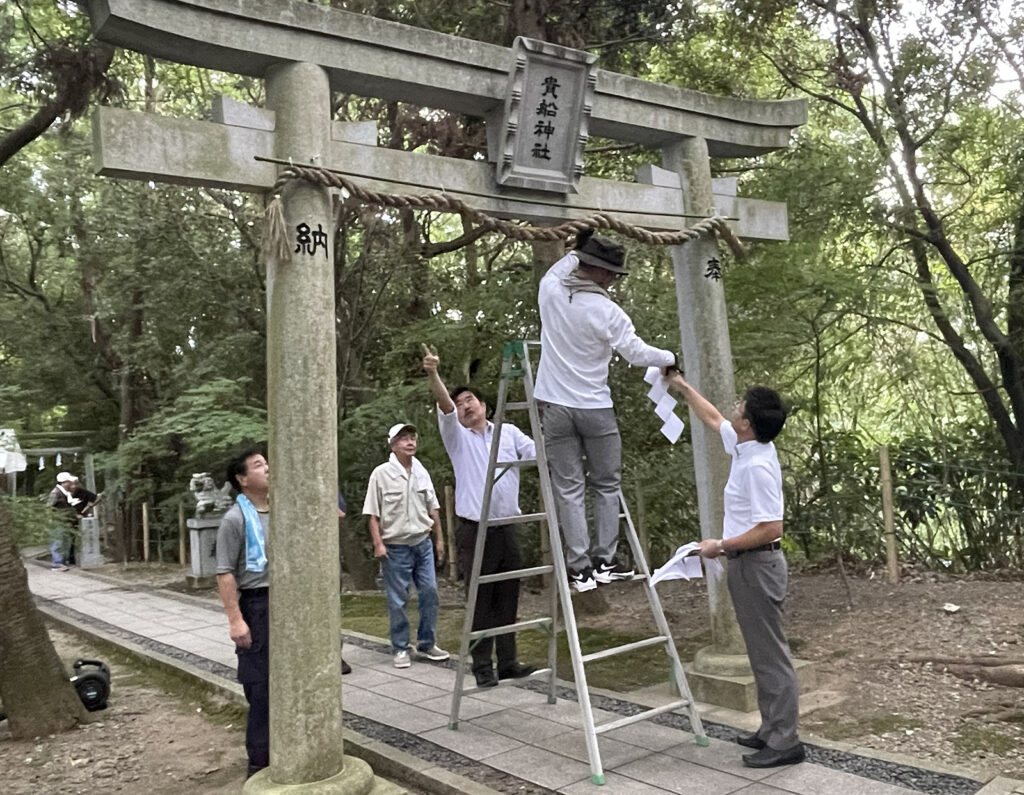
[[381, 537, 439, 653]]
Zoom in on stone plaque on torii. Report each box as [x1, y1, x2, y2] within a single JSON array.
[[83, 0, 806, 790]]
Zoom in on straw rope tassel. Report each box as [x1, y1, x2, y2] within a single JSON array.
[[262, 194, 291, 264]]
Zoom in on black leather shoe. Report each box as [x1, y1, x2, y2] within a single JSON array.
[[742, 743, 806, 768], [341, 658, 352, 675], [736, 731, 766, 749], [474, 668, 498, 688], [497, 662, 537, 680]]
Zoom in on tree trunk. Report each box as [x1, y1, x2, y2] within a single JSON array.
[[0, 502, 88, 737]]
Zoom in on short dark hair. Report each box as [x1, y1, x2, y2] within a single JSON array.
[[449, 385, 485, 404], [743, 387, 788, 443], [227, 447, 265, 492]]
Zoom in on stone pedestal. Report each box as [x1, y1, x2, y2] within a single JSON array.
[[186, 517, 221, 588], [245, 755, 404, 795], [78, 516, 105, 569], [684, 657, 818, 713]]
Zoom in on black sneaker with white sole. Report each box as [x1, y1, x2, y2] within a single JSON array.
[[568, 566, 597, 593], [593, 557, 635, 583]]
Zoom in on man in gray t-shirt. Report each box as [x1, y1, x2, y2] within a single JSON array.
[[215, 449, 270, 778]]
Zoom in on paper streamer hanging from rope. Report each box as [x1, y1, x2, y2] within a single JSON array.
[[644, 367, 685, 443]]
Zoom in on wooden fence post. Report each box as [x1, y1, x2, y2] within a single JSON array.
[[142, 502, 150, 563], [879, 445, 898, 583], [178, 502, 187, 565], [444, 484, 457, 581]]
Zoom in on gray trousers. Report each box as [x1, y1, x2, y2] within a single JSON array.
[[727, 549, 800, 750], [539, 402, 622, 571]]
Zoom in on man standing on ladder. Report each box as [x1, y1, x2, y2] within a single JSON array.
[[422, 345, 537, 688], [535, 229, 679, 593], [666, 372, 805, 768]]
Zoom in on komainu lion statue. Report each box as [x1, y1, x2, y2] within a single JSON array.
[[189, 472, 234, 517]]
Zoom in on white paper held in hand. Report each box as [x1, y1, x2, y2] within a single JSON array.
[[650, 542, 723, 585]]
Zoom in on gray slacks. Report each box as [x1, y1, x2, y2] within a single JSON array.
[[727, 549, 800, 750], [538, 402, 622, 571]]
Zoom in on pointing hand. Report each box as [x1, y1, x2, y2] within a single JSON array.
[[421, 343, 439, 373]]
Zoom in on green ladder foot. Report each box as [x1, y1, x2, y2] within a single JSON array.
[[695, 735, 710, 747], [590, 773, 606, 785]]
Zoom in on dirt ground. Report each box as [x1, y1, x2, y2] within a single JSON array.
[[532, 564, 1024, 781], [0, 627, 251, 795], [3, 564, 1023, 793]]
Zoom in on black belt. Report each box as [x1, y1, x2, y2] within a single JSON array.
[[726, 541, 781, 559]]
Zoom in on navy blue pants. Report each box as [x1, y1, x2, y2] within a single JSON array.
[[238, 588, 269, 776], [456, 518, 522, 674]]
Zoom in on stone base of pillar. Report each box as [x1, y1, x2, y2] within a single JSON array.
[[683, 657, 818, 713], [185, 574, 216, 590], [243, 755, 404, 794]]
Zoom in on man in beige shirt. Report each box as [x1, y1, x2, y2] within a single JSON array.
[[363, 422, 449, 668]]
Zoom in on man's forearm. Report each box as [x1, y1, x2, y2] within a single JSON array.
[[217, 573, 243, 623], [668, 373, 724, 430], [427, 371, 455, 413]]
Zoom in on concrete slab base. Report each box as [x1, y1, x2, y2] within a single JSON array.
[[244, 755, 404, 794], [185, 574, 216, 589], [682, 657, 818, 712]]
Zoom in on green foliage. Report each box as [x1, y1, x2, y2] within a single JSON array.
[[115, 378, 267, 499], [3, 0, 1023, 571], [1, 496, 61, 546]]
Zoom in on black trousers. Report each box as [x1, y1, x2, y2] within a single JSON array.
[[238, 588, 269, 776], [455, 517, 522, 673]]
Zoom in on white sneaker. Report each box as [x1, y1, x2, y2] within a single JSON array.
[[416, 645, 450, 662], [393, 649, 411, 668], [568, 566, 597, 593]]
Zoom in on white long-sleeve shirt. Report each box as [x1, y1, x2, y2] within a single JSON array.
[[534, 252, 675, 408]]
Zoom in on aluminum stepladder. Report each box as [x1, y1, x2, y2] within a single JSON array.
[[447, 340, 708, 785]]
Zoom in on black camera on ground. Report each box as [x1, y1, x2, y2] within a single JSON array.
[[71, 659, 111, 712], [0, 658, 110, 723]]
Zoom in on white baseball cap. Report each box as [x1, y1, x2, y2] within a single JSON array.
[[387, 423, 417, 444], [56, 472, 77, 484]]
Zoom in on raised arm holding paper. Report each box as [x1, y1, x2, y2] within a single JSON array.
[[664, 371, 806, 770]]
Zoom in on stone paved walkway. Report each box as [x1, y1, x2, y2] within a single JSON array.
[[25, 563, 1022, 795]]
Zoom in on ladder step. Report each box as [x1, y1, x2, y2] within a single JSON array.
[[495, 458, 537, 468], [488, 512, 547, 526], [504, 401, 531, 410], [468, 617, 554, 640], [478, 565, 553, 584], [580, 635, 669, 664], [459, 666, 553, 695], [594, 699, 693, 735]]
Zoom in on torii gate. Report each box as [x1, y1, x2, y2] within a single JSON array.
[[83, 0, 806, 791]]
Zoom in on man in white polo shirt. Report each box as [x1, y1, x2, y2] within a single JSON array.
[[423, 345, 537, 688], [666, 372, 804, 769], [535, 229, 679, 593]]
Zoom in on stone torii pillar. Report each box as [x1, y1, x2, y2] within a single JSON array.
[[254, 62, 352, 791], [663, 138, 750, 670]]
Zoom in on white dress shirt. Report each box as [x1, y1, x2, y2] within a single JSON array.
[[534, 252, 675, 409], [719, 420, 784, 540], [438, 408, 536, 522]]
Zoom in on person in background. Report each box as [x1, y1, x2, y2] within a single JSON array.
[[363, 423, 449, 669], [46, 472, 95, 570]]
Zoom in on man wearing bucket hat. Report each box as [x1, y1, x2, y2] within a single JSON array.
[[535, 228, 679, 593], [363, 423, 449, 668]]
